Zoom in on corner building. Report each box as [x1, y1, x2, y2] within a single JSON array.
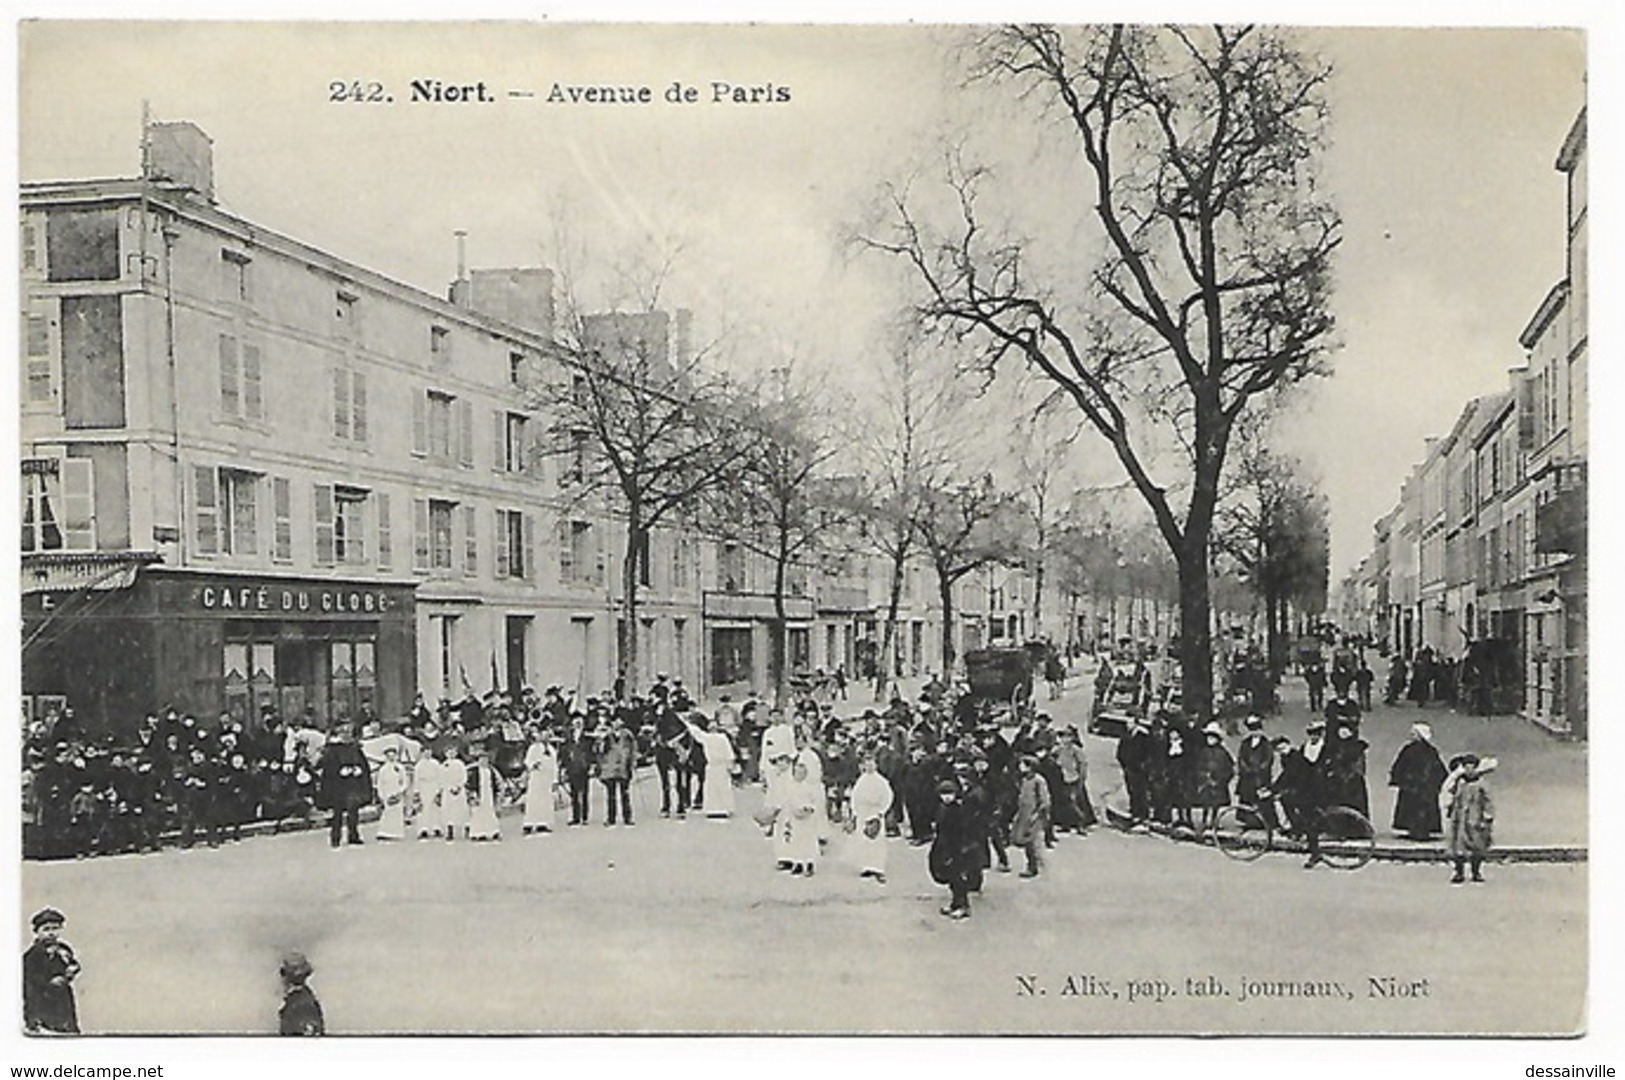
[[19, 122, 689, 737]]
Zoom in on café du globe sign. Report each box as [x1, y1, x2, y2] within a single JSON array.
[[22, 565, 418, 740]]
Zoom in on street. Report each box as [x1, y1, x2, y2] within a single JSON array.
[[22, 748, 1585, 1035]]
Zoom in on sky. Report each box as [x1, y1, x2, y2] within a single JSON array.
[[14, 19, 1589, 580]]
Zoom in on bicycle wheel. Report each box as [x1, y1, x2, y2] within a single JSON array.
[[1317, 806, 1376, 870], [1210, 804, 1272, 862]]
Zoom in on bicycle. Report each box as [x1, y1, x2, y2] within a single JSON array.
[[1209, 802, 1375, 870]]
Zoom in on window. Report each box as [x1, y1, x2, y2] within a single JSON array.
[[21, 459, 94, 552], [431, 325, 451, 364], [335, 290, 358, 338], [416, 390, 466, 464], [635, 531, 652, 588], [431, 500, 456, 572], [47, 209, 119, 282], [196, 466, 258, 557], [496, 412, 529, 474], [509, 351, 525, 386], [720, 543, 745, 593], [565, 428, 589, 485], [332, 369, 366, 442], [221, 250, 251, 303], [496, 509, 534, 580], [220, 336, 265, 422], [272, 477, 292, 562], [25, 311, 52, 403], [559, 519, 599, 586], [334, 487, 368, 565], [376, 492, 392, 570]]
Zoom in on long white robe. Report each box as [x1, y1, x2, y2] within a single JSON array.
[[796, 746, 829, 841], [412, 756, 443, 837], [467, 761, 502, 840], [523, 743, 559, 830], [848, 771, 895, 875], [440, 759, 469, 837], [374, 761, 409, 839], [781, 776, 822, 869], [691, 729, 737, 817]]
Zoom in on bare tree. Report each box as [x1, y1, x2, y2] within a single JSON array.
[[864, 24, 1340, 715], [913, 472, 1023, 674], [535, 306, 750, 696], [717, 364, 853, 705], [1214, 438, 1330, 676]]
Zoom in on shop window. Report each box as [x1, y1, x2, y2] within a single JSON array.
[[329, 639, 377, 723], [21, 459, 94, 553]]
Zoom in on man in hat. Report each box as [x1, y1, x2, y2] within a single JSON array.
[[1010, 755, 1051, 878], [1235, 716, 1275, 811], [23, 907, 80, 1033], [928, 779, 982, 919], [278, 952, 325, 1035], [1299, 719, 1337, 868], [1116, 717, 1155, 826], [317, 722, 372, 848]]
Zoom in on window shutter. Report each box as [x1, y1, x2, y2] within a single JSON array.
[[495, 509, 510, 579], [61, 458, 96, 550], [411, 391, 428, 456], [462, 504, 478, 577], [592, 523, 606, 586], [242, 343, 263, 421], [332, 369, 350, 440], [413, 498, 430, 572], [314, 483, 335, 566], [493, 410, 506, 473], [376, 491, 392, 569], [273, 477, 292, 561], [522, 512, 536, 582], [457, 398, 475, 467], [194, 465, 218, 555], [25, 312, 53, 403], [351, 371, 368, 443], [219, 335, 240, 417]]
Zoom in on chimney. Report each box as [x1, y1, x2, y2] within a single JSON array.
[[143, 121, 215, 202], [448, 232, 472, 307]]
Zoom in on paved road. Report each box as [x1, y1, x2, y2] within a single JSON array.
[[22, 776, 1585, 1036]]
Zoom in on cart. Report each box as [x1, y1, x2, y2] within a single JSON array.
[[962, 647, 1037, 722]]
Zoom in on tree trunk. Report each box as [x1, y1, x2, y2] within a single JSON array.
[[938, 571, 957, 676], [1033, 555, 1046, 641], [1176, 538, 1214, 719], [770, 546, 789, 708], [875, 547, 907, 702], [620, 521, 644, 696]]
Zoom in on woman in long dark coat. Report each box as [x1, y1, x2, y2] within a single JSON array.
[[1191, 722, 1236, 831], [1322, 721, 1370, 820], [1388, 723, 1447, 839]]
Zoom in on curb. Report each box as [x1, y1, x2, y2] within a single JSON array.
[[1102, 806, 1587, 865]]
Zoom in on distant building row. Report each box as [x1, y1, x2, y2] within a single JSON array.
[[1337, 108, 1587, 737]]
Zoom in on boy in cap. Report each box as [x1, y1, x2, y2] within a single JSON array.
[[23, 907, 81, 1034], [278, 952, 325, 1035]]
